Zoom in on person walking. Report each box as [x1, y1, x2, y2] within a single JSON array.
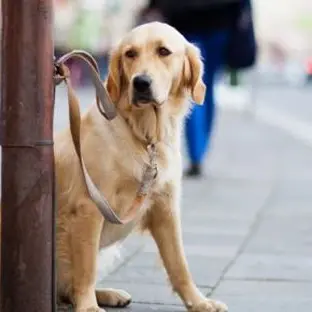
[[140, 0, 257, 177]]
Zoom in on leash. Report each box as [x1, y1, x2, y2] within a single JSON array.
[[54, 50, 157, 225]]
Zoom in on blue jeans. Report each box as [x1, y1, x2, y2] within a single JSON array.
[[185, 31, 229, 165]]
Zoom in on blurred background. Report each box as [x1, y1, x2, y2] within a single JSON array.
[[2, 1, 312, 311], [53, 0, 312, 87]]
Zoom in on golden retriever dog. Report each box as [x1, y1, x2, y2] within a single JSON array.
[[3, 22, 228, 312]]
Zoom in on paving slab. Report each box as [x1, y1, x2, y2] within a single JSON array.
[[224, 253, 312, 282], [243, 215, 312, 257], [210, 296, 312, 312], [212, 280, 312, 312]]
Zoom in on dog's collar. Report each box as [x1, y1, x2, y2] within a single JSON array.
[[139, 143, 158, 195], [54, 51, 158, 225]]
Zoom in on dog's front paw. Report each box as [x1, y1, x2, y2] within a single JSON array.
[[187, 299, 228, 312], [96, 288, 132, 307]]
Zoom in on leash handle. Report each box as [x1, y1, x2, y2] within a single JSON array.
[[54, 50, 116, 120], [54, 51, 156, 225]]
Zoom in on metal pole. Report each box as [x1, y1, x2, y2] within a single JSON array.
[[0, 0, 55, 311]]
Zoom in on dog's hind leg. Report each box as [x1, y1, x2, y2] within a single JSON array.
[[96, 288, 131, 308]]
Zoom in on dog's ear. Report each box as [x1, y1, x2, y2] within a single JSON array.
[[105, 48, 122, 103], [183, 43, 206, 105]]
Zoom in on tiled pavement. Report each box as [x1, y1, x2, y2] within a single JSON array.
[[54, 87, 312, 312]]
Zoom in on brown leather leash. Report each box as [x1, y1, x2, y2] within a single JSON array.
[[54, 50, 157, 225]]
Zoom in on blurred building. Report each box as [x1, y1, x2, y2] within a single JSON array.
[[253, 0, 312, 62]]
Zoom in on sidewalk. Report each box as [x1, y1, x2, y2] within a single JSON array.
[[56, 90, 312, 311], [100, 108, 312, 312]]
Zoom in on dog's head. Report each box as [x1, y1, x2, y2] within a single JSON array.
[[105, 22, 206, 109]]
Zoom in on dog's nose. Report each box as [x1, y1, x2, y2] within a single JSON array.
[[133, 75, 152, 93]]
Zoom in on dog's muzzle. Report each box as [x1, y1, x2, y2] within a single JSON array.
[[132, 74, 155, 105]]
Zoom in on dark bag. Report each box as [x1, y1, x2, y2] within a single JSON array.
[[225, 0, 257, 70], [155, 0, 241, 14]]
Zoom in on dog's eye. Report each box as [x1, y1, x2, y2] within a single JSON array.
[[125, 49, 137, 58], [157, 47, 171, 57]]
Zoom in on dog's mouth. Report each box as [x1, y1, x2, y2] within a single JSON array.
[[132, 91, 160, 107]]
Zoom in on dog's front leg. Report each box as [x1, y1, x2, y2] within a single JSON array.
[[69, 198, 105, 312], [146, 185, 228, 312]]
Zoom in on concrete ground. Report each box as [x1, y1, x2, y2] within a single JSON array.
[[53, 84, 312, 312]]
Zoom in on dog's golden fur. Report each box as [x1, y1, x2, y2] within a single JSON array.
[[1, 22, 227, 312]]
